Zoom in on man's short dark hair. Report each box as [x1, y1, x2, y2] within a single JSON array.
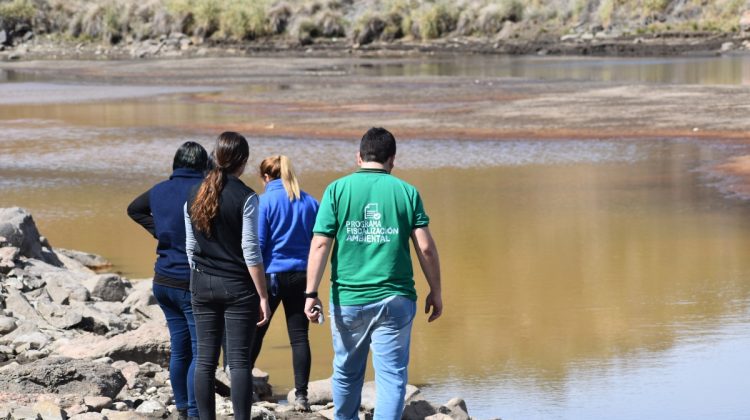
[[173, 141, 209, 171], [360, 127, 396, 164]]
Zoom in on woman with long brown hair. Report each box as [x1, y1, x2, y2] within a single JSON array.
[[251, 155, 319, 411], [184, 132, 270, 420]]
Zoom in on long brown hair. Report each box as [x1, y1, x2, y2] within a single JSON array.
[[260, 155, 301, 201], [190, 132, 249, 236]]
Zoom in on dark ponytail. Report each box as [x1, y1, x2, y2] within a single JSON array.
[[190, 132, 249, 236]]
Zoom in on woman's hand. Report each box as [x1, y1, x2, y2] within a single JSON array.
[[257, 297, 271, 327]]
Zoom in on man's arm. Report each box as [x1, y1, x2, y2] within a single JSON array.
[[127, 190, 156, 237], [411, 226, 442, 322], [305, 234, 333, 322]]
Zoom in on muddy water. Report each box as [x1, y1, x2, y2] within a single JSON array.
[[2, 56, 750, 419]]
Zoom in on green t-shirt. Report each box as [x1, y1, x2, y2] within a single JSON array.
[[313, 168, 430, 305]]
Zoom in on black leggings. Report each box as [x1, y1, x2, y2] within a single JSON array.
[[250, 271, 311, 397], [191, 270, 258, 420]]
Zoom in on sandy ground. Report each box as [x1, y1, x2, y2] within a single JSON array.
[[2, 55, 750, 193]]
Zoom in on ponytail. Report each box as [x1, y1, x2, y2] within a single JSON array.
[[190, 168, 225, 237], [260, 154, 301, 201], [279, 155, 301, 201], [191, 131, 249, 236]]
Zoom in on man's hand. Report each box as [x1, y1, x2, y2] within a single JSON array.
[[257, 297, 271, 327], [425, 290, 442, 322], [305, 297, 323, 323]]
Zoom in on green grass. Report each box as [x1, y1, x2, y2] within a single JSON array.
[[0, 0, 36, 24]]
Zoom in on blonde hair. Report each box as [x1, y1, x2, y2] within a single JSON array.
[[260, 155, 301, 201]]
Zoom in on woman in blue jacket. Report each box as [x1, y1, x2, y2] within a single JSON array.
[[127, 141, 208, 420], [252, 155, 319, 411]]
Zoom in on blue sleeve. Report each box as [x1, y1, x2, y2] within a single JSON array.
[[241, 194, 263, 267], [184, 202, 195, 267], [258, 195, 271, 270]]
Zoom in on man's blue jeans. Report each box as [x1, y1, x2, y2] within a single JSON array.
[[153, 283, 198, 417], [330, 295, 416, 420]]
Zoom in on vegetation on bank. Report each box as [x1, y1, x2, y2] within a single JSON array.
[[0, 0, 748, 47]]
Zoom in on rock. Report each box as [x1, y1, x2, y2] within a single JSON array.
[[54, 250, 95, 274], [0, 30, 7, 46], [425, 414, 453, 420], [134, 399, 165, 416], [84, 395, 112, 411], [101, 409, 149, 419], [65, 404, 89, 417], [0, 315, 17, 334], [35, 293, 84, 329], [0, 356, 126, 398], [0, 246, 19, 273], [85, 274, 131, 302], [4, 288, 52, 327], [55, 321, 169, 365], [69, 413, 107, 420], [0, 207, 47, 260], [288, 377, 332, 405], [68, 301, 126, 335], [402, 399, 438, 420], [41, 271, 92, 303], [440, 397, 470, 420], [54, 248, 112, 272], [741, 10, 750, 32], [12, 331, 50, 351], [721, 41, 734, 52], [560, 33, 578, 42], [360, 381, 421, 411], [111, 360, 140, 389], [122, 279, 157, 311], [32, 399, 65, 420]]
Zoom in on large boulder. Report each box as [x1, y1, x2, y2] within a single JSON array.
[[0, 207, 44, 260], [84, 274, 132, 302], [54, 321, 170, 366], [54, 248, 112, 272], [287, 377, 333, 405], [0, 356, 126, 398]]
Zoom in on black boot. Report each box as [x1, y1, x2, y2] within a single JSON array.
[[177, 408, 189, 420]]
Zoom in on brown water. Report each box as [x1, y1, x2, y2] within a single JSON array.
[[2, 56, 750, 419]]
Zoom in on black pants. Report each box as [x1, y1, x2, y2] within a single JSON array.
[[191, 270, 258, 420], [250, 271, 311, 397]]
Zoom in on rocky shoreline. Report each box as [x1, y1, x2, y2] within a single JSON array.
[[0, 207, 477, 420], [1, 30, 749, 62]]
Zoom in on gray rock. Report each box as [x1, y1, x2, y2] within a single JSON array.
[[32, 399, 64, 420], [122, 279, 157, 311], [442, 397, 469, 419], [0, 315, 17, 334], [4, 288, 52, 328], [54, 248, 112, 271], [55, 321, 170, 366], [84, 395, 112, 411], [69, 300, 126, 335], [741, 10, 750, 32], [69, 413, 107, 420], [0, 356, 126, 398], [35, 293, 83, 329], [360, 381, 420, 411], [402, 399, 438, 420], [0, 207, 44, 260], [8, 405, 38, 419], [135, 399, 165, 417], [0, 30, 7, 46], [0, 246, 19, 273], [86, 274, 131, 302], [425, 414, 453, 420], [12, 331, 50, 351], [101, 409, 149, 419], [40, 271, 92, 303], [288, 377, 333, 405]]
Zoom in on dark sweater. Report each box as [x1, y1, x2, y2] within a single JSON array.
[[127, 168, 204, 286]]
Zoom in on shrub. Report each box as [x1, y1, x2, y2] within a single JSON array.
[[316, 9, 345, 37], [267, 2, 292, 34], [415, 1, 458, 40], [0, 0, 36, 28], [219, 0, 270, 40]]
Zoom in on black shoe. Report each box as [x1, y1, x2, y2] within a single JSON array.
[[293, 394, 310, 412], [177, 409, 189, 420]]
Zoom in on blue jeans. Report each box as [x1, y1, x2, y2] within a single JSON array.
[[153, 283, 198, 417], [330, 295, 416, 420], [191, 269, 258, 420]]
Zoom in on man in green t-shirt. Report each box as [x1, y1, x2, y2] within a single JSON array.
[[304, 127, 443, 420]]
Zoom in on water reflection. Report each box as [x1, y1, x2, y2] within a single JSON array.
[[348, 55, 750, 85]]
